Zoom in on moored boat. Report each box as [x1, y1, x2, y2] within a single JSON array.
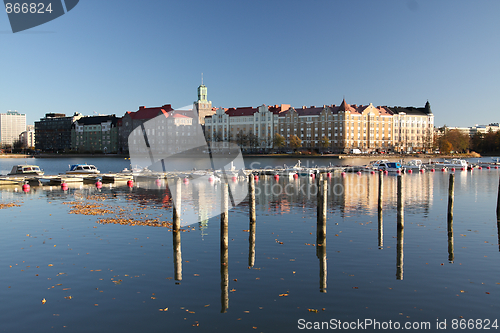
[[66, 164, 100, 174], [6, 165, 44, 177]]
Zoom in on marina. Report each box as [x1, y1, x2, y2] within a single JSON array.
[[1, 156, 500, 332]]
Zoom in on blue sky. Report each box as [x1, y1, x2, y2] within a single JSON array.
[[1, 0, 499, 127]]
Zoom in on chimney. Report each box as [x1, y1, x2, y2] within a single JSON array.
[[302, 106, 306, 109]]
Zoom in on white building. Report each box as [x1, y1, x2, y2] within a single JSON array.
[[0, 111, 27, 146], [19, 128, 35, 148]]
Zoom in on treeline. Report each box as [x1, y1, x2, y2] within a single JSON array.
[[436, 129, 500, 154]]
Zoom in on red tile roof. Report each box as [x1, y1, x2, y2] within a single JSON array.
[[126, 104, 173, 120], [225, 107, 258, 117]]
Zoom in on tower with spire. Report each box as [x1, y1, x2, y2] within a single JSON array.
[[194, 73, 214, 125]]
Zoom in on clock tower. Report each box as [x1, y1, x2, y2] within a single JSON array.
[[194, 74, 214, 125]]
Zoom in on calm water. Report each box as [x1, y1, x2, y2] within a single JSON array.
[[1, 157, 500, 332]]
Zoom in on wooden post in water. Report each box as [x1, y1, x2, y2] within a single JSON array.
[[173, 228, 182, 281], [497, 175, 500, 221], [447, 173, 455, 262], [378, 171, 384, 248], [316, 179, 328, 292], [448, 216, 454, 263], [378, 171, 383, 213], [172, 177, 182, 230], [447, 173, 455, 223], [378, 210, 384, 249], [248, 171, 257, 267], [249, 174, 256, 223], [220, 183, 229, 313], [397, 175, 404, 229], [248, 217, 256, 267], [396, 226, 404, 280]]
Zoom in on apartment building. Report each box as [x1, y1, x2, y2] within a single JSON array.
[[0, 111, 26, 146]]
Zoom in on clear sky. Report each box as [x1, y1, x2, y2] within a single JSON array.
[[1, 0, 499, 127]]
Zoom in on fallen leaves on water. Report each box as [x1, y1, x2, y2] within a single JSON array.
[[0, 203, 21, 209], [159, 308, 168, 311], [308, 309, 318, 313]]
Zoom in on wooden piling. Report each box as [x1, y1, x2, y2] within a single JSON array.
[[248, 220, 256, 267], [497, 176, 500, 221], [316, 179, 327, 293], [378, 210, 383, 249], [220, 183, 229, 313], [396, 226, 404, 280], [448, 217, 454, 263], [317, 179, 327, 224], [173, 229, 182, 281], [447, 173, 455, 223], [249, 174, 256, 223], [397, 175, 404, 229], [378, 171, 383, 213], [172, 177, 182, 230]]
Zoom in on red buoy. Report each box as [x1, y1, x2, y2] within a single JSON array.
[[431, 169, 435, 172], [341, 172, 346, 177], [478, 166, 483, 170], [61, 182, 68, 191], [461, 167, 465, 171], [254, 175, 259, 181], [420, 169, 425, 173], [357, 171, 362, 175], [311, 173, 315, 178], [327, 172, 332, 178], [183, 177, 189, 184], [495, 166, 499, 169], [274, 174, 279, 181], [451, 167, 455, 172], [408, 169, 412, 174], [231, 176, 237, 182], [371, 170, 375, 174], [441, 168, 446, 172], [487, 166, 491, 170], [22, 183, 30, 192], [293, 173, 299, 179], [95, 181, 102, 189], [127, 180, 134, 187], [155, 179, 162, 186]]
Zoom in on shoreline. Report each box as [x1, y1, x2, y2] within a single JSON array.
[[0, 153, 495, 159]]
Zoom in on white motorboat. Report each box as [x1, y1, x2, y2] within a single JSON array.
[[66, 164, 100, 174], [434, 159, 468, 168], [402, 159, 424, 170], [6, 165, 44, 177]]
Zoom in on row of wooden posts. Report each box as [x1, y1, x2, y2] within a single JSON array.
[[170, 172, 500, 311]]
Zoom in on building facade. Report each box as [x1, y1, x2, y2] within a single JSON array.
[[35, 113, 83, 152], [205, 100, 434, 153], [0, 111, 26, 146], [205, 104, 289, 150], [19, 128, 35, 148], [72, 115, 120, 153], [119, 105, 174, 153]]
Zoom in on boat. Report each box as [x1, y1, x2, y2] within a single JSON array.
[[6, 165, 44, 176], [66, 164, 100, 174], [402, 159, 424, 171], [374, 161, 404, 173], [434, 159, 468, 168]]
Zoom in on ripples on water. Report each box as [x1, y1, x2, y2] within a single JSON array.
[[0, 157, 500, 332]]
